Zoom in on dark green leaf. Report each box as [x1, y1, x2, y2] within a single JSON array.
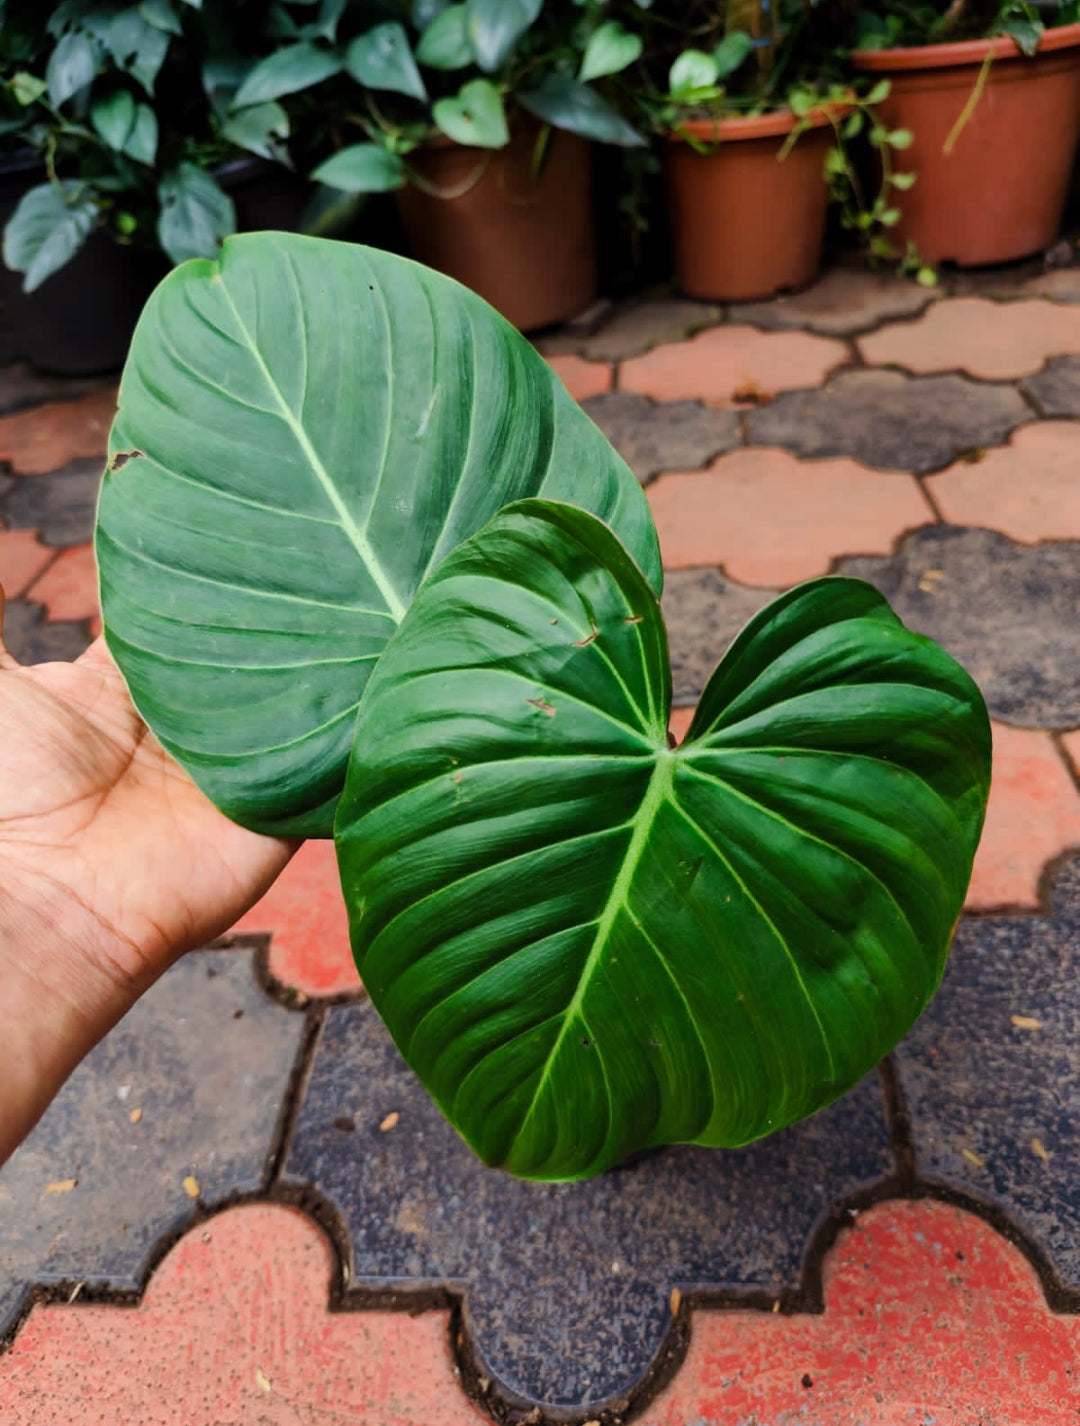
[[1001, 16, 1042, 54], [139, 0, 182, 35], [417, 4, 473, 69], [222, 100, 289, 162], [336, 502, 991, 1180], [579, 20, 642, 82], [464, 0, 541, 72], [302, 0, 348, 42], [123, 101, 158, 163], [91, 88, 136, 150], [433, 77, 508, 146], [156, 162, 235, 263], [95, 234, 659, 836], [413, 0, 449, 26], [2, 180, 97, 291], [46, 30, 103, 106], [712, 31, 753, 79], [108, 8, 170, 94], [519, 73, 646, 146], [232, 42, 342, 108], [311, 142, 405, 190], [345, 23, 427, 101]]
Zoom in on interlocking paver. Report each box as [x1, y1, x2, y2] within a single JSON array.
[[661, 568, 772, 707], [581, 392, 741, 484], [230, 839, 360, 999], [0, 388, 115, 475], [640, 1198, 1080, 1426], [0, 457, 103, 546], [1021, 354, 1080, 416], [859, 296, 1080, 380], [620, 325, 848, 407], [282, 1000, 893, 1415], [968, 723, 1080, 911], [730, 266, 934, 336], [647, 448, 931, 584], [24, 543, 100, 632], [746, 368, 1030, 473], [838, 526, 1080, 727], [927, 422, 1080, 543], [0, 950, 306, 1343], [539, 295, 723, 361], [0, 1204, 485, 1426], [896, 856, 1080, 1295], [544, 352, 613, 402], [0, 529, 54, 599], [0, 597, 93, 665]]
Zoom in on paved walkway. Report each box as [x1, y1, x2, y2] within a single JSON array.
[[2, 263, 1080, 1423]]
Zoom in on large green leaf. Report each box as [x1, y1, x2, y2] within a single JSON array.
[[96, 235, 659, 838], [336, 500, 991, 1181]]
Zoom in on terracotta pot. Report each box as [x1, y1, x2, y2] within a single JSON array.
[[665, 108, 837, 302], [395, 122, 596, 332], [854, 23, 1080, 266]]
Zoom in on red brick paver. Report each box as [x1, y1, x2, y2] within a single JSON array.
[[0, 529, 54, 599], [544, 353, 613, 402], [25, 544, 101, 633], [0, 388, 117, 476], [640, 1198, 1080, 1426], [230, 839, 360, 999], [620, 325, 848, 407], [927, 422, 1080, 542], [0, 1203, 485, 1426], [859, 297, 1080, 380], [967, 722, 1080, 910], [647, 449, 932, 584]]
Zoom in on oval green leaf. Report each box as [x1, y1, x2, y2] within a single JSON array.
[[96, 235, 659, 838], [336, 501, 991, 1181]]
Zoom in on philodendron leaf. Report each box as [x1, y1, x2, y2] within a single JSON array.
[[335, 501, 991, 1181], [95, 234, 659, 838]]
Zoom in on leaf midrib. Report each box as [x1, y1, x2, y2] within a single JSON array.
[[217, 276, 407, 623], [507, 749, 676, 1167]]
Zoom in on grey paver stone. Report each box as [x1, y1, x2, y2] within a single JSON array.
[[0, 599, 93, 664], [1019, 355, 1080, 416], [897, 856, 1080, 1293], [539, 296, 723, 362], [839, 525, 1080, 727], [662, 569, 773, 707], [582, 393, 741, 484], [0, 950, 305, 1340], [283, 1000, 893, 1414], [730, 268, 934, 336], [746, 369, 1031, 473], [0, 458, 102, 546], [0, 365, 114, 417]]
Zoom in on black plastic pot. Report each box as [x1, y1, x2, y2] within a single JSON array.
[[0, 148, 167, 376]]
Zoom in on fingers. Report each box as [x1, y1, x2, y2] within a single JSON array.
[[0, 583, 22, 671]]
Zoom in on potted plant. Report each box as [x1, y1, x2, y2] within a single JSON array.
[[94, 231, 992, 1180], [851, 0, 1080, 265], [304, 2, 648, 330], [615, 0, 915, 301], [0, 0, 337, 371]]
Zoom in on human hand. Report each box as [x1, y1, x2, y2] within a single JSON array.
[[0, 584, 296, 1161]]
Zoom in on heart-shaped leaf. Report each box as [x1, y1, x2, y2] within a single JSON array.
[[345, 22, 427, 102], [96, 235, 658, 837], [336, 501, 991, 1181], [433, 77, 508, 147]]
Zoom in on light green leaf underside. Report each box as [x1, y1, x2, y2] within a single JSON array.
[[336, 501, 992, 1181], [96, 233, 659, 835]]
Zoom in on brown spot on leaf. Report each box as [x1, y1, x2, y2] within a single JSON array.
[[573, 627, 599, 647], [108, 448, 144, 473], [526, 697, 556, 716]]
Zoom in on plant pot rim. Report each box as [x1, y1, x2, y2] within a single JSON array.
[[853, 18, 1080, 70], [667, 105, 842, 144]]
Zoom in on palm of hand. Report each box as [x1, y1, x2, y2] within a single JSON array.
[[0, 595, 293, 979]]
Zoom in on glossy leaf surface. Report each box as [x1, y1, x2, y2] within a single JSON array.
[[336, 502, 991, 1181], [96, 235, 659, 837]]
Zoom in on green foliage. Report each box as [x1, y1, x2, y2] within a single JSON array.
[[852, 0, 1076, 50], [97, 233, 990, 1180]]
